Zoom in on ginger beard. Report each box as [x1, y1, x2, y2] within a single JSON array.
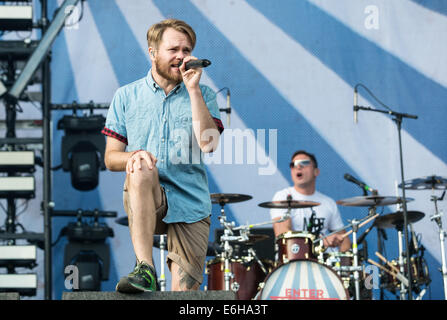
[[154, 54, 183, 84]]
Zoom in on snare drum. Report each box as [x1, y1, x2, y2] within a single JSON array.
[[206, 257, 273, 300], [256, 259, 349, 300], [276, 231, 316, 264]]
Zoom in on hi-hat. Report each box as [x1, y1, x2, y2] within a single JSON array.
[[374, 211, 425, 229], [336, 195, 414, 207], [258, 200, 320, 209], [399, 175, 447, 190], [210, 193, 252, 204]]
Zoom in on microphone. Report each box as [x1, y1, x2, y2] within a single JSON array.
[[226, 89, 231, 127], [178, 59, 212, 71], [354, 87, 358, 124], [344, 173, 375, 193]]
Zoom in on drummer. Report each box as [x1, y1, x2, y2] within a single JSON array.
[[270, 150, 351, 252]]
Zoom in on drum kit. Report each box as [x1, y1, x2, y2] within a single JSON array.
[[115, 175, 447, 300]]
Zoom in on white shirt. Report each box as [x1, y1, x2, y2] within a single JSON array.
[[270, 186, 345, 237]]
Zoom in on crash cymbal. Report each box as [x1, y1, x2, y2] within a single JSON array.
[[336, 195, 414, 207], [399, 175, 447, 190], [258, 200, 320, 209], [374, 211, 425, 229], [210, 193, 253, 204], [230, 234, 270, 245]]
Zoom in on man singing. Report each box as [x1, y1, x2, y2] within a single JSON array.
[[102, 19, 223, 292]]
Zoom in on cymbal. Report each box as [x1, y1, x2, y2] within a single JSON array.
[[399, 175, 447, 190], [374, 211, 425, 229], [258, 200, 320, 209], [336, 195, 414, 207], [231, 234, 270, 245], [210, 193, 253, 205]]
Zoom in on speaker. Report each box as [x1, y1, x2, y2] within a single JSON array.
[[62, 290, 236, 300]]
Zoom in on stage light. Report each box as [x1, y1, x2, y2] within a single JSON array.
[[53, 210, 116, 292], [57, 114, 106, 191], [59, 211, 114, 291]]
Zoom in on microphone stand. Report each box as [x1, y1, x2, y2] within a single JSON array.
[[354, 104, 418, 300]]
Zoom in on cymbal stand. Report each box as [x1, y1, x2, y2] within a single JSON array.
[[217, 202, 238, 291], [159, 234, 166, 291], [395, 224, 408, 300], [351, 218, 361, 300], [430, 191, 447, 300], [354, 84, 417, 299], [247, 247, 268, 275]]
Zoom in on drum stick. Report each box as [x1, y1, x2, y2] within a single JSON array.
[[375, 251, 401, 275], [367, 259, 397, 277], [342, 214, 379, 238], [374, 252, 409, 287]]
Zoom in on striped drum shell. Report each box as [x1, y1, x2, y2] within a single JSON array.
[[258, 259, 349, 300]]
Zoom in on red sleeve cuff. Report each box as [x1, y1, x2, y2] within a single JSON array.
[[213, 118, 224, 134], [102, 127, 128, 145]]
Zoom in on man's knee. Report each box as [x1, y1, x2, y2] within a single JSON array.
[[127, 162, 159, 189]]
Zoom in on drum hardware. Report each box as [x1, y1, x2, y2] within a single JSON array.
[[399, 175, 447, 190], [374, 209, 428, 299], [429, 190, 447, 300], [336, 195, 414, 207], [247, 247, 268, 275], [211, 192, 270, 293], [316, 203, 379, 300], [374, 251, 409, 288], [258, 199, 321, 209], [158, 234, 166, 291], [373, 210, 425, 229], [210, 193, 253, 205]]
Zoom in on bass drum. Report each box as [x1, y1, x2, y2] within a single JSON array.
[[206, 257, 273, 300], [257, 259, 349, 300]]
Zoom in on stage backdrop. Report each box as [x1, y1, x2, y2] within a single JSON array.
[[1, 0, 446, 300]]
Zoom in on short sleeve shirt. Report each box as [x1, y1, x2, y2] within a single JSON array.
[[103, 70, 223, 223], [269, 187, 344, 236]]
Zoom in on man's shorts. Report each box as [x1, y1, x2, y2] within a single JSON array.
[[123, 181, 210, 284]]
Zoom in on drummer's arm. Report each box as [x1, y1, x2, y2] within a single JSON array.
[[272, 217, 292, 238], [339, 232, 351, 252], [323, 230, 351, 252]]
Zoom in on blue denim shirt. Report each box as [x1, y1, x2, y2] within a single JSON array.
[[103, 70, 222, 223]]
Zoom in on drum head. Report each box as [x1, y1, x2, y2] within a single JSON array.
[[259, 259, 349, 300]]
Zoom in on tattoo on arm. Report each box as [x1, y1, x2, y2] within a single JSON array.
[[178, 267, 197, 290]]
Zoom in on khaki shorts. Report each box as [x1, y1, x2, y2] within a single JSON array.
[[123, 181, 210, 284]]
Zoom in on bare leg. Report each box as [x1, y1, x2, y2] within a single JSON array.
[[126, 161, 162, 266], [170, 262, 200, 291]]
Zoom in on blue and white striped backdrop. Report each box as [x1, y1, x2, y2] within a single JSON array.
[[1, 0, 446, 299]]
